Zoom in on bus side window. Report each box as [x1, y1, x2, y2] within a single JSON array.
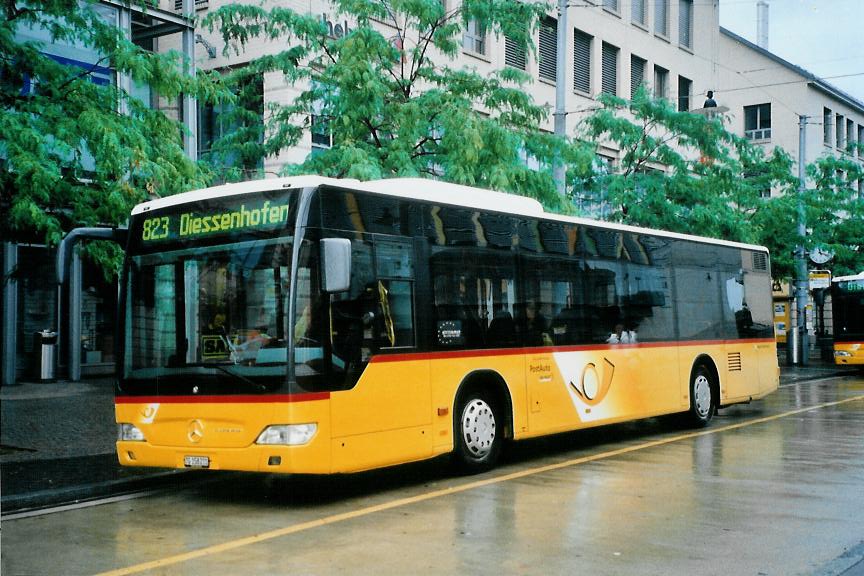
[[673, 242, 724, 341], [373, 239, 416, 349]]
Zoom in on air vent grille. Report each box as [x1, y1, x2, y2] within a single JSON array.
[[728, 352, 742, 372], [753, 252, 768, 271]]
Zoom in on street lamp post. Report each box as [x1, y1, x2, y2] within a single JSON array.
[[796, 114, 810, 366], [552, 0, 568, 196]]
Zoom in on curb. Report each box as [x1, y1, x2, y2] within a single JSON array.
[[1, 468, 192, 516]]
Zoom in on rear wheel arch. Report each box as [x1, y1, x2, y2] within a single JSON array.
[[688, 355, 720, 425], [453, 370, 514, 440], [450, 370, 514, 473]]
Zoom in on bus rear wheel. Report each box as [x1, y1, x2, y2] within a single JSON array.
[[453, 392, 502, 473], [688, 364, 715, 426]]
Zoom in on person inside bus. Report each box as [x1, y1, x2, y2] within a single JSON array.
[[735, 301, 754, 337], [330, 282, 382, 378], [607, 322, 636, 344], [518, 302, 550, 346]]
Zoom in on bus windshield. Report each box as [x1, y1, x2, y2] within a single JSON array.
[[120, 189, 301, 396], [122, 238, 292, 395], [834, 281, 864, 342]]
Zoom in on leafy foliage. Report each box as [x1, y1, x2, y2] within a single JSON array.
[[1, 0, 223, 268], [577, 88, 797, 248], [204, 0, 593, 211], [803, 147, 864, 276]]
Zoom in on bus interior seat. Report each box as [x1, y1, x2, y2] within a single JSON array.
[[487, 311, 517, 346]]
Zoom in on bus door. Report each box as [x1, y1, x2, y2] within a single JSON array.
[[521, 255, 578, 435], [324, 236, 432, 471]]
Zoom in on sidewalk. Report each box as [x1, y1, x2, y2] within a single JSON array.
[[1, 377, 186, 514], [1, 361, 859, 514]]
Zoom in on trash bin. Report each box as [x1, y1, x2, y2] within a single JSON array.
[[787, 325, 798, 365], [34, 330, 57, 381]]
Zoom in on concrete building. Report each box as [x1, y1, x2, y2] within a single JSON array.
[[716, 27, 864, 198], [715, 27, 864, 359], [1, 1, 198, 385], [186, 0, 725, 174]]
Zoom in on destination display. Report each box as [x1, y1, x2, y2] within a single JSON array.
[[138, 196, 292, 245], [837, 280, 864, 293]]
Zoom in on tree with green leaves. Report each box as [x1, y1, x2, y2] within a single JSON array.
[[1, 0, 223, 264], [576, 87, 797, 248], [204, 0, 593, 212], [802, 146, 864, 276]]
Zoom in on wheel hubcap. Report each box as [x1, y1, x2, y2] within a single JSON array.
[[694, 374, 712, 417], [462, 399, 496, 458]]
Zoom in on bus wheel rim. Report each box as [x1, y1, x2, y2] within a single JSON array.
[[694, 374, 712, 417], [462, 398, 496, 459]]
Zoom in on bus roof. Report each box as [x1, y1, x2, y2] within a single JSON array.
[[833, 272, 864, 283], [132, 176, 769, 254]]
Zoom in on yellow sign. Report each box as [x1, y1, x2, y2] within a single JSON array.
[[809, 270, 831, 290]]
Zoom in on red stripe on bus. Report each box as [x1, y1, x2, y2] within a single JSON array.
[[370, 338, 776, 363], [115, 392, 330, 404]]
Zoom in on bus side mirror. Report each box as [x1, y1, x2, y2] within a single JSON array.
[[321, 238, 351, 293]]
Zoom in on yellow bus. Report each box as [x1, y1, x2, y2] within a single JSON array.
[[832, 273, 864, 366], [109, 176, 778, 474]]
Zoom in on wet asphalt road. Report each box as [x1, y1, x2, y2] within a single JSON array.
[[2, 373, 863, 576]]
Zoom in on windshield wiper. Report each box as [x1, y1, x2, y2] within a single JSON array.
[[184, 363, 269, 393]]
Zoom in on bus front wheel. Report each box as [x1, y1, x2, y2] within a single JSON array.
[[688, 364, 715, 426], [453, 391, 502, 473]]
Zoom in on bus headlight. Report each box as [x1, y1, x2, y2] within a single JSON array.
[[118, 423, 146, 442], [834, 350, 852, 357], [256, 424, 317, 446]]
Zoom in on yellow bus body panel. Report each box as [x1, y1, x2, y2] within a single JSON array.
[[835, 342, 864, 365], [115, 339, 778, 474], [116, 397, 333, 474]]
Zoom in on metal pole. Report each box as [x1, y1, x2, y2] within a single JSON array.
[[552, 0, 567, 196], [182, 0, 198, 160], [70, 247, 82, 381], [2, 243, 18, 385], [796, 115, 809, 366]]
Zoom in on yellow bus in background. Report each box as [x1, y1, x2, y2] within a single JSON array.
[[111, 176, 779, 474], [832, 273, 864, 366]]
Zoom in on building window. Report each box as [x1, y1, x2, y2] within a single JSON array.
[[601, 42, 619, 96], [653, 65, 668, 100], [630, 55, 646, 99], [846, 119, 855, 153], [679, 0, 693, 48], [538, 16, 557, 83], [573, 29, 592, 93], [504, 33, 526, 70], [655, 0, 668, 36], [198, 73, 264, 178], [310, 114, 333, 154], [824, 108, 832, 145], [603, 0, 619, 13], [835, 114, 845, 148], [677, 75, 692, 111], [174, 0, 208, 11], [632, 0, 646, 26], [462, 19, 486, 55], [858, 125, 864, 157], [744, 103, 771, 141], [310, 83, 339, 156]]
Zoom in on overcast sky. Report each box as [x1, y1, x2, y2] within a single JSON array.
[[719, 0, 864, 103]]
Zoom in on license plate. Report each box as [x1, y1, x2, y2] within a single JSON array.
[[184, 455, 210, 468]]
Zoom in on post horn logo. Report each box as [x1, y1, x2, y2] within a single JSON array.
[[187, 419, 204, 444], [569, 358, 615, 406]]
